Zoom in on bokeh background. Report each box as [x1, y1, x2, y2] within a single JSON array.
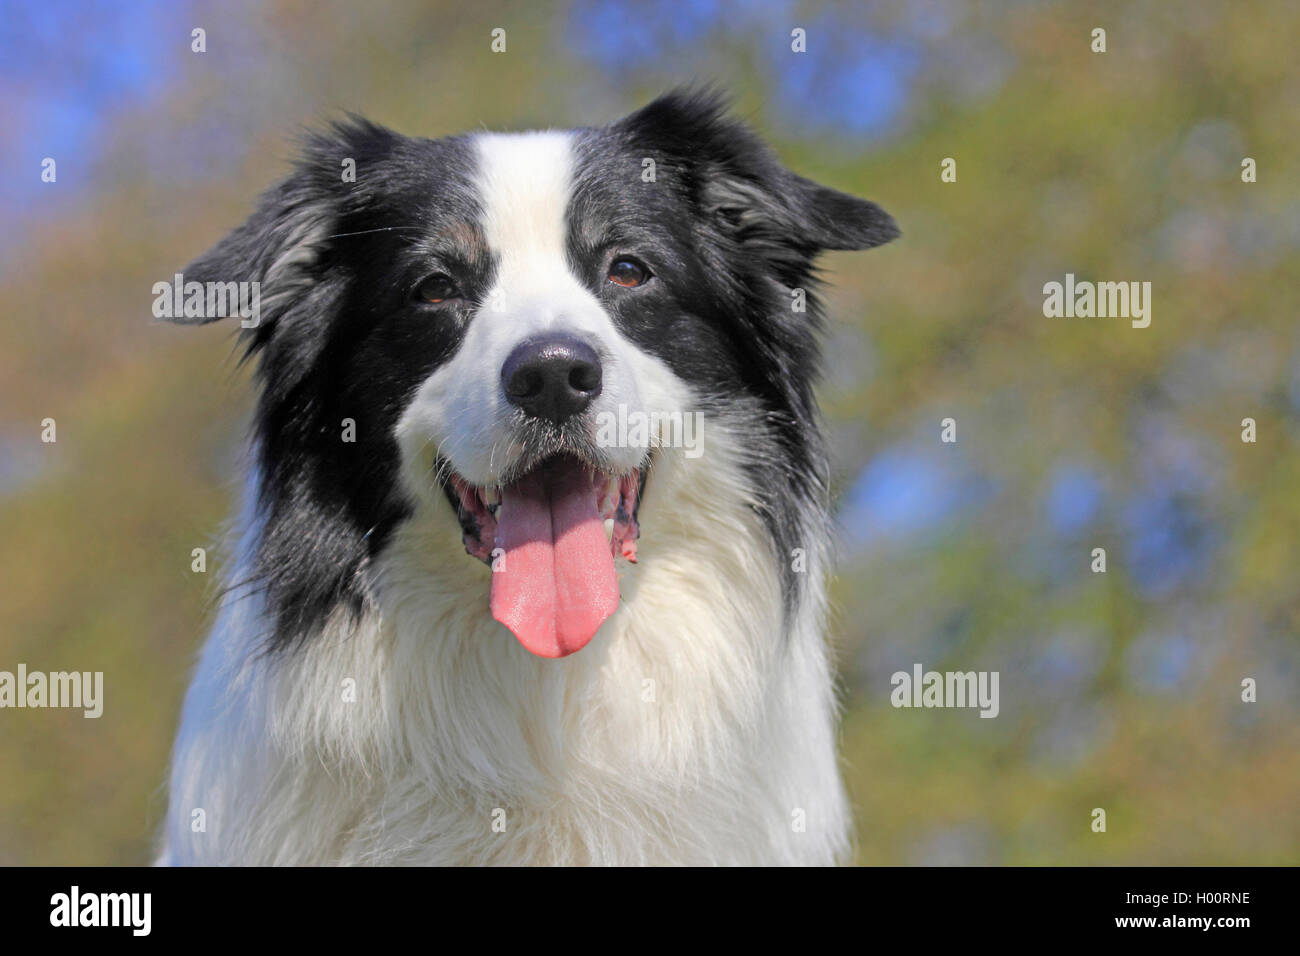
[[2, 0, 1297, 865]]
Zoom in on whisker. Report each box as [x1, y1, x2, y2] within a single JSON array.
[[322, 226, 427, 240]]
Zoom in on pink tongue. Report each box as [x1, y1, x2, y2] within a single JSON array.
[[489, 461, 620, 658]]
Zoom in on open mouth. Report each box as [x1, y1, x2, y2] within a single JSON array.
[[444, 454, 644, 659]]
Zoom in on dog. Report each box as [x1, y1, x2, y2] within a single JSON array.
[[158, 89, 898, 865]]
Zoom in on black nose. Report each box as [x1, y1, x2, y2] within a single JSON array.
[[501, 334, 603, 423]]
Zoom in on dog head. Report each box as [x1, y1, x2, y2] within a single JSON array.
[[166, 89, 897, 658]]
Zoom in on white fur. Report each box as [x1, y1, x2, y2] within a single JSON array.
[[160, 132, 849, 866]]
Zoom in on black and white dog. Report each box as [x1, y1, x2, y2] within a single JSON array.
[[159, 90, 897, 865]]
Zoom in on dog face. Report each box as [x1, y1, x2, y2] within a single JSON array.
[[168, 90, 897, 658]]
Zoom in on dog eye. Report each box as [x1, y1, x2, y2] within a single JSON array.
[[413, 273, 459, 304], [607, 258, 650, 288]]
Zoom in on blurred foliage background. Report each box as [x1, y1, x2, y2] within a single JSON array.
[[1, 0, 1297, 865]]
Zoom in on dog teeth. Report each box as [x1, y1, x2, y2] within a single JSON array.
[[599, 477, 619, 517], [603, 518, 614, 542], [481, 486, 500, 508]]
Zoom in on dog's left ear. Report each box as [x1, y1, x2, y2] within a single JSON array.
[[618, 88, 899, 261], [780, 171, 900, 252]]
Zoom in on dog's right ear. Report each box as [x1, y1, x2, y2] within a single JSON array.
[[156, 175, 333, 331], [157, 117, 399, 331]]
